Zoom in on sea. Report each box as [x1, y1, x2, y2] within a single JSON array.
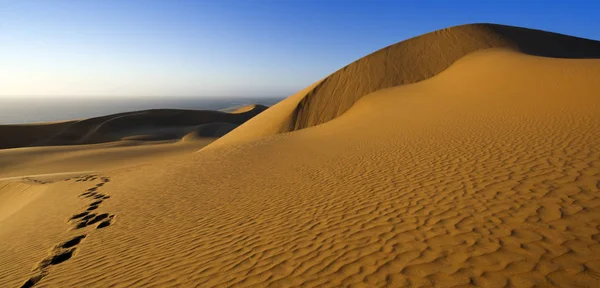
[[0, 96, 283, 125]]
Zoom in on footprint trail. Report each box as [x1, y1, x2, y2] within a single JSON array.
[[20, 174, 117, 288]]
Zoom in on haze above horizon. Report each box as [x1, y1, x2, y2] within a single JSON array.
[[2, 0, 600, 99]]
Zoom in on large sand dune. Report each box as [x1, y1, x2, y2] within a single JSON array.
[[209, 23, 600, 149], [1, 24, 600, 287]]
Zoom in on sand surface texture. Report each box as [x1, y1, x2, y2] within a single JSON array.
[[1, 24, 600, 287]]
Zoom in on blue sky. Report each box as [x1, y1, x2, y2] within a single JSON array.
[[1, 0, 599, 98]]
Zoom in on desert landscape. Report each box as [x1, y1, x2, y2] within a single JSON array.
[[1, 23, 600, 287]]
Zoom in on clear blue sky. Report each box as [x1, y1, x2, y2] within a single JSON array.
[[1, 0, 599, 98]]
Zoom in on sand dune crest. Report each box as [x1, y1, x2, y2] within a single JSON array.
[[210, 24, 600, 150]]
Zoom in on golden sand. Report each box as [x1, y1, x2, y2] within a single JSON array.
[[1, 24, 599, 287]]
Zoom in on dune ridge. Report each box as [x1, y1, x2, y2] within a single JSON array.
[[0, 105, 267, 150], [290, 24, 600, 131], [209, 23, 600, 150]]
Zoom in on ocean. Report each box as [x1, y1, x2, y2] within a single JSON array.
[[0, 97, 283, 125]]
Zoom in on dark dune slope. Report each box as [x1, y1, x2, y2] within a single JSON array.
[[0, 105, 268, 149], [0, 121, 76, 150]]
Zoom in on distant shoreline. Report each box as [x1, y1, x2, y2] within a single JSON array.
[[0, 96, 283, 125]]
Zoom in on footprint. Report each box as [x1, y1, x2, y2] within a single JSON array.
[[70, 212, 89, 220], [97, 221, 111, 229], [87, 213, 110, 225], [60, 235, 86, 249], [48, 250, 74, 265], [75, 213, 109, 229], [90, 200, 102, 206], [39, 249, 75, 268], [81, 214, 96, 221], [74, 214, 96, 229], [97, 215, 115, 229], [22, 244, 79, 286], [20, 273, 46, 288]]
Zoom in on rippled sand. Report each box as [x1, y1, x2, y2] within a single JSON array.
[[1, 24, 600, 287]]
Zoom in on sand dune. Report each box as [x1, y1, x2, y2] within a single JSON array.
[[2, 24, 600, 287], [222, 104, 268, 114], [0, 105, 267, 179], [210, 23, 600, 149], [0, 121, 76, 150], [288, 23, 600, 131], [0, 104, 267, 149]]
